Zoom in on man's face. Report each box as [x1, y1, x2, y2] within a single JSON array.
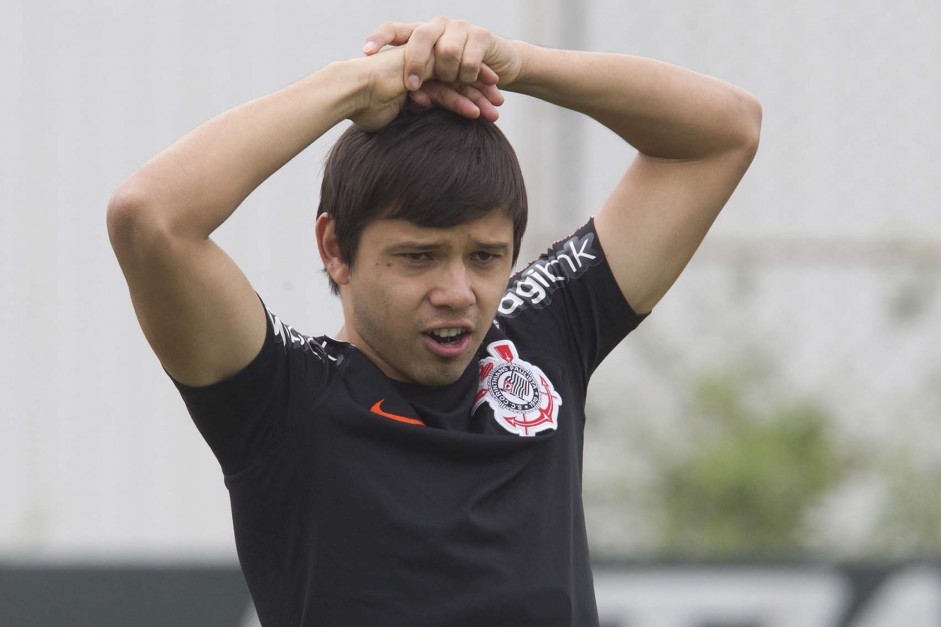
[[338, 211, 514, 387]]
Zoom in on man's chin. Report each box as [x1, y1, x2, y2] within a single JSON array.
[[410, 354, 475, 387]]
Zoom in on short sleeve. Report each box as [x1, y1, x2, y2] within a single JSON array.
[[496, 219, 647, 386], [171, 301, 330, 476]]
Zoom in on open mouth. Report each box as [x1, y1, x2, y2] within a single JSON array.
[[426, 328, 470, 345]]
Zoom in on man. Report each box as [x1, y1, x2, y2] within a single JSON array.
[[108, 17, 760, 627]]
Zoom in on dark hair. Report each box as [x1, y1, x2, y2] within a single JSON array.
[[318, 107, 528, 295]]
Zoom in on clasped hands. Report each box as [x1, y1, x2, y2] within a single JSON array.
[[352, 17, 522, 130]]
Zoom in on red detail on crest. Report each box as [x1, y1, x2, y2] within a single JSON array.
[[494, 343, 516, 362], [500, 376, 557, 436]]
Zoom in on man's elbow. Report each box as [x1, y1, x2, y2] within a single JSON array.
[[107, 183, 144, 250], [106, 182, 173, 265], [733, 89, 763, 160]]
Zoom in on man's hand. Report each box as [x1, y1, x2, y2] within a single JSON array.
[[353, 17, 523, 130]]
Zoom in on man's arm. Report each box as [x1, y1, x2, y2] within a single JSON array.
[[510, 47, 762, 314], [107, 43, 503, 387], [366, 19, 762, 314]]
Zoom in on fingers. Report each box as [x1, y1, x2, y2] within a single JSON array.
[[468, 86, 502, 122], [401, 18, 448, 91], [411, 82, 502, 122], [457, 28, 492, 85], [477, 82, 505, 107], [477, 64, 500, 86], [362, 21, 421, 54], [364, 18, 500, 92], [365, 17, 446, 91], [432, 25, 468, 84]]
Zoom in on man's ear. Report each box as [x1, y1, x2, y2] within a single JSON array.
[[315, 214, 350, 285]]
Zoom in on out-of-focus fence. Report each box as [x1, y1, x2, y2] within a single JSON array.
[[594, 561, 941, 627], [4, 561, 940, 626]]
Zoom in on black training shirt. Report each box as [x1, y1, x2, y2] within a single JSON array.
[[174, 219, 647, 626]]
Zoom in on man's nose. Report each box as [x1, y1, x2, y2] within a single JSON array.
[[427, 262, 476, 309]]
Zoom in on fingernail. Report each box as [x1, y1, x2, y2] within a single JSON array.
[[362, 40, 377, 54], [406, 74, 421, 91]]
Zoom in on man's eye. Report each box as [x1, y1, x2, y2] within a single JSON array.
[[403, 252, 430, 261], [472, 252, 499, 263]]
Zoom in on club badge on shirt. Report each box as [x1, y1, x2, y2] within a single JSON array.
[[473, 340, 562, 436]]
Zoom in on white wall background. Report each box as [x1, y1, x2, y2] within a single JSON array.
[[1, 0, 938, 561]]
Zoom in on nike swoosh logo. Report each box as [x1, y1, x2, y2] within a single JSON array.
[[370, 400, 425, 426]]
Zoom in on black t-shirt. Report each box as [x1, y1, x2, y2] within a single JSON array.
[[174, 219, 646, 626]]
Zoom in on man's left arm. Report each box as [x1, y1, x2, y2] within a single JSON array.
[[363, 20, 761, 315], [507, 45, 762, 314]]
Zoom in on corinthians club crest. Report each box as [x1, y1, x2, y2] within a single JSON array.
[[473, 340, 562, 436]]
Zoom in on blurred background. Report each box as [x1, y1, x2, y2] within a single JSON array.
[[2, 0, 939, 624]]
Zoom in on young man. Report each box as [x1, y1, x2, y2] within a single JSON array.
[[108, 17, 760, 627]]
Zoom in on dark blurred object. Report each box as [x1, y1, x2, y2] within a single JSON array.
[[0, 564, 251, 627]]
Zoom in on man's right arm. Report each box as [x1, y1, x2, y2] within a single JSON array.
[[108, 43, 500, 387], [107, 61, 360, 387]]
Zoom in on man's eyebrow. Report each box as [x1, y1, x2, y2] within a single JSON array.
[[385, 240, 512, 252], [385, 241, 446, 252], [472, 241, 511, 252]]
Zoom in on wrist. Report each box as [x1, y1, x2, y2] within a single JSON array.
[[500, 40, 541, 91], [316, 58, 372, 122], [339, 48, 411, 131]]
